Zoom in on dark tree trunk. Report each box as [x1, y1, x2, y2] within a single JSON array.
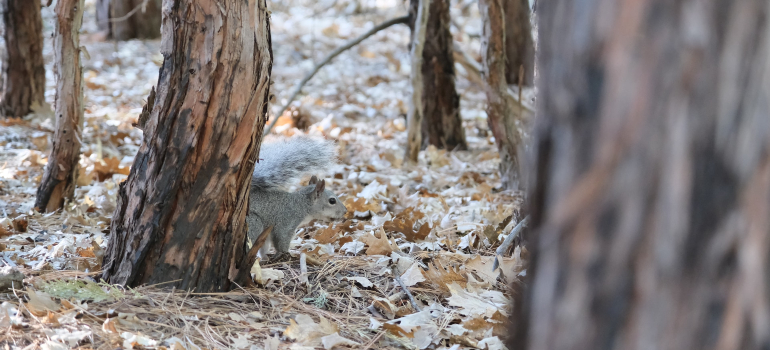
[[35, 0, 84, 212], [408, 0, 467, 151], [96, 0, 161, 40], [101, 0, 273, 293], [511, 1, 770, 349], [0, 0, 45, 118], [480, 0, 525, 191], [502, 0, 534, 86]]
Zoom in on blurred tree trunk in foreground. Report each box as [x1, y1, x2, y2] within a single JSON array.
[[0, 0, 45, 118], [35, 0, 84, 212], [502, 0, 534, 86], [96, 0, 161, 40], [408, 0, 467, 151], [101, 0, 272, 293], [511, 1, 770, 349], [480, 0, 526, 190]]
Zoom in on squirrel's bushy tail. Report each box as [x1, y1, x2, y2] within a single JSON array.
[[252, 136, 337, 190]]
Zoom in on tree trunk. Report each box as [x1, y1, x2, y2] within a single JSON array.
[[408, 0, 467, 151], [0, 0, 45, 118], [480, 0, 525, 191], [502, 0, 534, 86], [96, 0, 161, 40], [34, 0, 84, 212], [405, 0, 430, 163], [101, 0, 273, 293], [511, 1, 770, 349]]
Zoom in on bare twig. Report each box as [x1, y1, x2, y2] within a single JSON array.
[[263, 15, 409, 137], [394, 275, 421, 312], [299, 253, 308, 286], [492, 216, 529, 271], [107, 0, 150, 23], [452, 43, 535, 114]]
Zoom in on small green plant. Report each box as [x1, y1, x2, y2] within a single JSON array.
[[303, 289, 329, 309], [40, 279, 141, 302]]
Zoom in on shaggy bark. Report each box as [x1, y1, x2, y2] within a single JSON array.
[[502, 0, 534, 85], [405, 0, 431, 163], [35, 0, 84, 212], [511, 1, 770, 349], [96, 0, 161, 40], [101, 0, 273, 292], [480, 0, 525, 190], [408, 0, 467, 150], [0, 0, 45, 118]]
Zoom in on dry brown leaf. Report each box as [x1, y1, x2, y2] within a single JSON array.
[[314, 224, 341, 244], [0, 225, 12, 238], [43, 311, 60, 326], [371, 297, 397, 320], [283, 314, 338, 346], [360, 229, 398, 256], [77, 247, 96, 258], [12, 216, 27, 232], [303, 246, 330, 266], [26, 290, 61, 316], [92, 156, 130, 181], [424, 261, 467, 292], [383, 322, 413, 338], [343, 197, 380, 218]]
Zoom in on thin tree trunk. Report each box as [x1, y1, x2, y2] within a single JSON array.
[[96, 0, 161, 40], [512, 1, 770, 349], [502, 0, 534, 86], [480, 0, 525, 190], [408, 0, 467, 150], [405, 0, 431, 163], [34, 0, 84, 212], [101, 0, 273, 292], [0, 0, 45, 118]]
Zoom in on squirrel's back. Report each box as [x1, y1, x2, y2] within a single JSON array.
[[252, 136, 337, 190]]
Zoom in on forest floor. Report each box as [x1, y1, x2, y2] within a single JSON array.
[[0, 0, 528, 349]]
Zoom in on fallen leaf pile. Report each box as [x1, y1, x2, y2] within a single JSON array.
[[0, 0, 532, 348]]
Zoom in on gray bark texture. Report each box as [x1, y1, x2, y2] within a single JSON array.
[[510, 1, 770, 349], [35, 0, 84, 212]]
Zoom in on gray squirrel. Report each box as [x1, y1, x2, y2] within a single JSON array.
[[247, 136, 347, 259]]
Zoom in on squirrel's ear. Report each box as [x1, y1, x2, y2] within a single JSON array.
[[314, 179, 325, 196], [309, 175, 318, 185]]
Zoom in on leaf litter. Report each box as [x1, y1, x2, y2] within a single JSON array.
[[0, 0, 529, 348]]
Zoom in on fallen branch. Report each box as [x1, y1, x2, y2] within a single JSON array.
[[394, 275, 421, 312], [492, 216, 529, 271], [263, 15, 409, 137]]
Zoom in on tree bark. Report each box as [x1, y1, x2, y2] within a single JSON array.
[[96, 0, 161, 40], [512, 1, 770, 349], [405, 0, 430, 163], [0, 0, 45, 118], [408, 0, 467, 151], [480, 0, 525, 191], [34, 0, 84, 212], [101, 0, 272, 292], [502, 0, 534, 86]]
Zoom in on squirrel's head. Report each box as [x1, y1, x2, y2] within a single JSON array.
[[305, 175, 347, 220]]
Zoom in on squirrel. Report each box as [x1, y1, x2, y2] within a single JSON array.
[[246, 136, 348, 259]]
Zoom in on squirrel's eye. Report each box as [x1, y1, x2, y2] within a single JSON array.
[[328, 198, 336, 205]]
